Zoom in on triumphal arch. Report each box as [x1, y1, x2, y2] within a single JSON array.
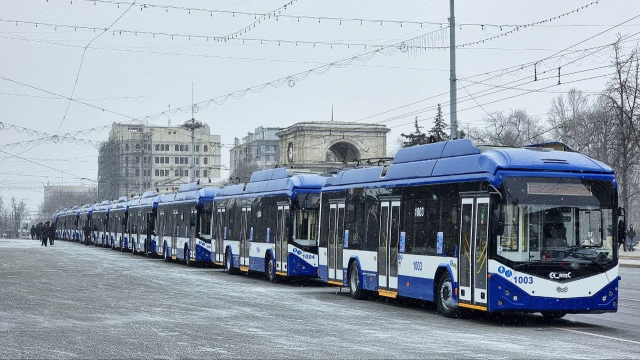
[[277, 121, 390, 172]]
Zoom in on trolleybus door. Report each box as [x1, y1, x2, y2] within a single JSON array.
[[215, 208, 225, 264], [458, 196, 489, 308], [327, 202, 345, 282], [240, 207, 251, 267], [275, 204, 290, 274], [171, 209, 179, 258], [378, 201, 401, 291]]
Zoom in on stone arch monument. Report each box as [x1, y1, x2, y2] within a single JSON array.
[[277, 121, 390, 172]]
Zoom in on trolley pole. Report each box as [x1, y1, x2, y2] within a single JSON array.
[[449, 0, 458, 139]]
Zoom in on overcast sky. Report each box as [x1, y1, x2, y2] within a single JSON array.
[[1, 0, 638, 216]]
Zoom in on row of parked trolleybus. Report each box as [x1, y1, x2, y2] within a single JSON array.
[[54, 139, 624, 318]]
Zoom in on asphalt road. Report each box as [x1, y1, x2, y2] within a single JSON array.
[[1, 239, 639, 359]]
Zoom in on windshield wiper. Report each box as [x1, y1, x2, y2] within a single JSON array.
[[567, 251, 606, 271]]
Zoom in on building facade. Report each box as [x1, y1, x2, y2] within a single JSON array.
[[229, 126, 281, 180], [277, 121, 389, 173], [98, 122, 221, 200]]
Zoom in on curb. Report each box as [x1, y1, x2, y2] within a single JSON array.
[[620, 263, 640, 268]]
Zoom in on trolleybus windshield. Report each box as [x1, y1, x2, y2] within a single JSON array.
[[495, 177, 616, 269]]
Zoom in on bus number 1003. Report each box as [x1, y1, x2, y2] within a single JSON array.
[[413, 261, 423, 271], [513, 276, 534, 285]]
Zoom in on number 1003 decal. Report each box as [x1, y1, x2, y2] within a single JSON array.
[[513, 276, 534, 285], [413, 261, 422, 271]]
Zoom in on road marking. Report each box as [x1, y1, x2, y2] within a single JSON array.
[[619, 304, 640, 309], [556, 328, 640, 345], [620, 297, 640, 302]]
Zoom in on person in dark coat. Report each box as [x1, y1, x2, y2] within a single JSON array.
[[30, 225, 35, 240], [41, 222, 49, 247], [48, 221, 55, 246]]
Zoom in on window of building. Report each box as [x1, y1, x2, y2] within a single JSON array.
[[125, 144, 129, 151], [155, 144, 160, 151], [165, 156, 169, 163], [204, 145, 208, 152], [196, 170, 200, 178], [196, 157, 199, 165], [175, 170, 179, 177], [154, 169, 159, 176], [174, 144, 178, 151], [155, 157, 159, 164], [203, 170, 208, 178], [135, 169, 140, 176], [136, 156, 140, 163], [175, 157, 179, 164], [204, 157, 208, 165]]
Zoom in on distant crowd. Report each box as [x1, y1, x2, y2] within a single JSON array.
[[30, 221, 56, 247]]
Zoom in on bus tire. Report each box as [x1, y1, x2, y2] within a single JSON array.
[[541, 311, 566, 320], [348, 261, 366, 300], [225, 249, 237, 275], [436, 273, 459, 318], [266, 253, 276, 283]]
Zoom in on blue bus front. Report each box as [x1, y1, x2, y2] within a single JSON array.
[[460, 174, 619, 316]]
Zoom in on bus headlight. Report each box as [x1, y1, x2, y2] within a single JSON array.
[[609, 290, 614, 297], [505, 290, 510, 296], [602, 295, 607, 302], [513, 295, 518, 301]]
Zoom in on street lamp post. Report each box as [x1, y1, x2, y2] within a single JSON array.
[[182, 118, 203, 182]]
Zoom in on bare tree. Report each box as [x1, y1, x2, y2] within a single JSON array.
[[475, 109, 548, 147], [229, 161, 261, 184], [603, 39, 640, 214]]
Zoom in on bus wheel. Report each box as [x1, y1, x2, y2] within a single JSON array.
[[436, 273, 459, 318], [164, 245, 170, 262], [225, 249, 236, 275], [541, 311, 566, 320], [266, 254, 276, 283], [349, 262, 365, 300]]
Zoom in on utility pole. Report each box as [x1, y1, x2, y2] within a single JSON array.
[[138, 147, 143, 193], [449, 0, 458, 139], [182, 83, 203, 183]]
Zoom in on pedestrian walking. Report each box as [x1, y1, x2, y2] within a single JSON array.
[[41, 223, 48, 247], [30, 225, 35, 240], [628, 225, 636, 252], [50, 222, 56, 245]]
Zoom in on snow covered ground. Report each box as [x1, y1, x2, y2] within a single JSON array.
[[0, 239, 639, 359]]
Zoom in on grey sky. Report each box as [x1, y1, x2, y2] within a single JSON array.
[[1, 0, 638, 215]]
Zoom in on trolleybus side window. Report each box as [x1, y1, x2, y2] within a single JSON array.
[[319, 201, 330, 248], [365, 198, 380, 250], [402, 199, 414, 253], [440, 194, 459, 257]]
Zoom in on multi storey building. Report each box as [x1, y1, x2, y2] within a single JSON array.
[[98, 122, 221, 200], [229, 126, 281, 180]]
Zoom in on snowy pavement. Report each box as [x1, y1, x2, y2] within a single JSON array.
[[1, 239, 639, 359]]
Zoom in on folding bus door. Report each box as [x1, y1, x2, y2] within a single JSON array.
[[215, 208, 225, 264], [240, 207, 251, 268], [275, 204, 290, 275], [378, 200, 401, 294], [327, 202, 345, 284], [458, 196, 489, 310]]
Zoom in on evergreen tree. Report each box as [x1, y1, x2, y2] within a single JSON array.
[[429, 104, 448, 142], [400, 117, 428, 148]]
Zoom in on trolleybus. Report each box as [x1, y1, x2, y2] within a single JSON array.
[[212, 168, 324, 281], [319, 139, 621, 318]]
